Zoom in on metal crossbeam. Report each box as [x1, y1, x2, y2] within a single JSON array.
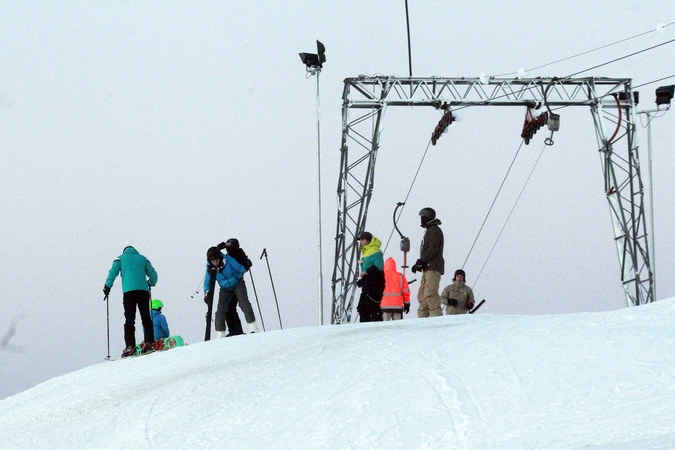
[[331, 76, 653, 324]]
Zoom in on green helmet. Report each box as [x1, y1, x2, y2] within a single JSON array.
[[151, 299, 164, 310]]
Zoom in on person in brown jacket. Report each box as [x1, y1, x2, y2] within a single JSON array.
[[441, 269, 475, 314], [411, 207, 444, 317]]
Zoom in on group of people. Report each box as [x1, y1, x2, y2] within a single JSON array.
[[103, 239, 259, 358], [356, 207, 475, 322], [103, 208, 471, 357]]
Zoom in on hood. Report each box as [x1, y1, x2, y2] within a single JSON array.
[[361, 236, 382, 257], [122, 246, 139, 255], [384, 257, 397, 272], [423, 218, 442, 228]]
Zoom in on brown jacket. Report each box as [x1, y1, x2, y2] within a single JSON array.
[[419, 219, 444, 274]]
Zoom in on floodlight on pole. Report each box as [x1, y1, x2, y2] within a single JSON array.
[[635, 84, 673, 301], [299, 40, 326, 325]]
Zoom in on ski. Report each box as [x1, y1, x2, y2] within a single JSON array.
[[204, 265, 217, 341], [469, 299, 485, 314]]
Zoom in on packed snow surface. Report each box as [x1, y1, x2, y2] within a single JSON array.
[[2, 299, 675, 449]]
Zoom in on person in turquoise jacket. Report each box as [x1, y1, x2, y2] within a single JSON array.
[[103, 246, 158, 358], [203, 247, 247, 338]]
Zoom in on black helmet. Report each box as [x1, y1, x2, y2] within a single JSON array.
[[206, 247, 222, 261], [454, 269, 466, 280], [225, 238, 240, 249], [419, 207, 436, 221]]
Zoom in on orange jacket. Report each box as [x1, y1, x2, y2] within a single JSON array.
[[381, 257, 410, 310]]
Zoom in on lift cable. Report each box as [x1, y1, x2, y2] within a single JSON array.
[[566, 37, 675, 77], [462, 139, 525, 269], [472, 142, 547, 290], [633, 73, 675, 89], [492, 21, 675, 77], [383, 138, 433, 254]]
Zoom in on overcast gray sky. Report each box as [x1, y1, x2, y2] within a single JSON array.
[[2, 1, 674, 399]]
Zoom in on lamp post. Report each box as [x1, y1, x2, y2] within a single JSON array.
[[299, 41, 326, 325], [636, 84, 673, 302]]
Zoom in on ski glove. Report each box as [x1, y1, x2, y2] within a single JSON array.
[[103, 285, 111, 296], [356, 278, 363, 288], [411, 259, 427, 273], [203, 291, 210, 304], [216, 242, 227, 251], [403, 303, 410, 314], [447, 298, 458, 307]]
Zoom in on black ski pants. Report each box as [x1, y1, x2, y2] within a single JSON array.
[[123, 290, 154, 348]]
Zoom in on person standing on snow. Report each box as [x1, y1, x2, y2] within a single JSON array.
[[381, 257, 411, 321], [204, 246, 257, 338], [103, 246, 158, 358], [356, 231, 385, 322], [217, 238, 259, 334], [150, 299, 170, 340], [411, 207, 444, 318], [441, 269, 475, 315]]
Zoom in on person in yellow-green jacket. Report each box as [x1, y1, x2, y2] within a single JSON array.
[[356, 232, 385, 322]]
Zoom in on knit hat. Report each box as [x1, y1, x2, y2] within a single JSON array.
[[453, 269, 466, 280], [207, 247, 222, 261]]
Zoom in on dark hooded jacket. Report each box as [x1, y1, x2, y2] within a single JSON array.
[[420, 218, 444, 274]]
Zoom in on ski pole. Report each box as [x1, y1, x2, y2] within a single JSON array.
[[104, 294, 111, 360], [260, 248, 283, 330], [248, 269, 266, 332]]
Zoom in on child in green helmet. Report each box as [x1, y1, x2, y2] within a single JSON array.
[[150, 299, 170, 340]]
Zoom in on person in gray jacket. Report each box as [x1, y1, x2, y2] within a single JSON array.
[[411, 207, 444, 317], [441, 269, 475, 315]]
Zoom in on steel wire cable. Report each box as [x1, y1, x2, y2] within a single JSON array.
[[472, 143, 547, 290], [383, 138, 433, 253], [566, 37, 675, 77], [462, 139, 525, 269], [492, 21, 675, 77]]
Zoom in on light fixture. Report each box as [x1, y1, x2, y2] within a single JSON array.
[[299, 40, 326, 71], [655, 85, 674, 107]]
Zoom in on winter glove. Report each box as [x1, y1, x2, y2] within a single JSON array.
[[447, 298, 458, 307], [356, 278, 363, 288], [403, 303, 410, 314], [103, 285, 111, 296], [411, 259, 427, 273], [467, 298, 475, 310], [216, 242, 227, 251], [203, 291, 210, 304]]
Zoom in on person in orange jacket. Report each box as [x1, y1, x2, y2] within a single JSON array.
[[381, 257, 411, 321]]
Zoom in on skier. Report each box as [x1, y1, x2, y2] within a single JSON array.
[[217, 238, 260, 334], [150, 299, 170, 340], [356, 232, 385, 322], [441, 269, 475, 315], [411, 207, 444, 318], [203, 246, 249, 339], [381, 257, 411, 321], [103, 246, 158, 358]]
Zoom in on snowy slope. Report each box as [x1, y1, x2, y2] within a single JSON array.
[[2, 299, 675, 449]]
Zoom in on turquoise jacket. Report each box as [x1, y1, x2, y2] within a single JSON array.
[[204, 252, 246, 292], [105, 246, 158, 293]]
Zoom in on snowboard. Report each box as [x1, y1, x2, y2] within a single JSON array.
[[134, 336, 185, 355], [469, 299, 485, 314], [205, 265, 218, 341]]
